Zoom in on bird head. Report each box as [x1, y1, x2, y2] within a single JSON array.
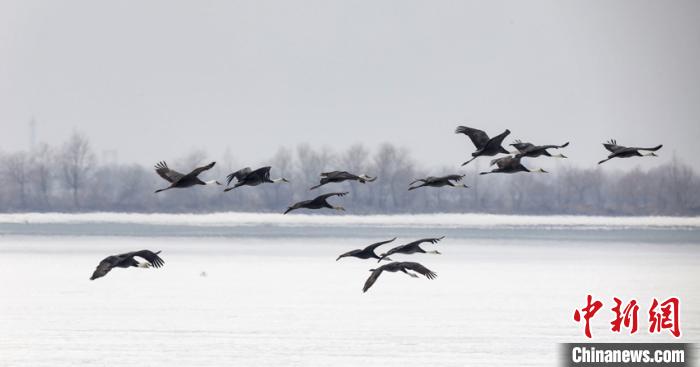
[[536, 168, 548, 173]]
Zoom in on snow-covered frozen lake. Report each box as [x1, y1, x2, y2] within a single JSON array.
[[0, 214, 698, 366]]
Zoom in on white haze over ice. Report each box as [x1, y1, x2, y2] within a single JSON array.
[[0, 212, 698, 230]]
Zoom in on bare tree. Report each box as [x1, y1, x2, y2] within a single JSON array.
[[0, 136, 697, 215], [30, 143, 54, 209], [60, 132, 96, 209], [2, 151, 31, 209]]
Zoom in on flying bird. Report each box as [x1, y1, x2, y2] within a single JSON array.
[[284, 192, 349, 214], [154, 161, 220, 193], [479, 156, 547, 175], [310, 171, 377, 190], [378, 237, 445, 262], [510, 139, 569, 159], [224, 166, 288, 192], [408, 175, 468, 191], [90, 250, 165, 280], [336, 237, 397, 261], [363, 261, 437, 293], [455, 126, 511, 166], [598, 139, 663, 165]]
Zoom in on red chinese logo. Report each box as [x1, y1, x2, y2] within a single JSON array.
[[573, 294, 603, 338], [649, 297, 680, 337], [573, 296, 680, 338], [611, 297, 639, 334]]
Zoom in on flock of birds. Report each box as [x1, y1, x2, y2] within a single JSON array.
[[91, 125, 663, 292]]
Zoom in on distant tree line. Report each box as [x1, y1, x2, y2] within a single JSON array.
[[1, 132, 699, 215]]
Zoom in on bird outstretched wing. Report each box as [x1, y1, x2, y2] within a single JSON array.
[[316, 192, 349, 201], [631, 144, 663, 152], [522, 142, 569, 153], [403, 262, 437, 279], [127, 250, 165, 268], [226, 167, 252, 185], [489, 129, 511, 147], [455, 126, 490, 149], [540, 141, 569, 150], [188, 162, 216, 177], [251, 166, 272, 181], [603, 139, 625, 153], [407, 236, 445, 247], [363, 267, 385, 292], [442, 174, 465, 182], [363, 237, 397, 252], [90, 257, 117, 280], [154, 161, 185, 183]]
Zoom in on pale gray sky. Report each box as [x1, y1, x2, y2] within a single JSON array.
[[1, 1, 699, 170]]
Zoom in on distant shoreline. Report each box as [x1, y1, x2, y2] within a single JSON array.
[[1, 212, 698, 229]]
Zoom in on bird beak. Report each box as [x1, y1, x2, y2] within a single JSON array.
[[283, 178, 290, 183]]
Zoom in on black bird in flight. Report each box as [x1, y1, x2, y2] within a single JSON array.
[[378, 237, 445, 262], [363, 261, 437, 293], [310, 171, 376, 190], [336, 237, 397, 262], [90, 250, 165, 280], [224, 166, 288, 192], [479, 156, 548, 175], [598, 139, 662, 165], [510, 139, 569, 159], [284, 192, 349, 214], [154, 161, 220, 193], [455, 126, 511, 166], [408, 175, 468, 191]]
